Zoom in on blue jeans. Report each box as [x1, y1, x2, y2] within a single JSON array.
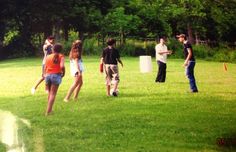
[[185, 61, 198, 92], [45, 74, 62, 85]]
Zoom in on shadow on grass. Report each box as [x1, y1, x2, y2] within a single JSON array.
[[217, 133, 236, 151], [0, 143, 6, 152]]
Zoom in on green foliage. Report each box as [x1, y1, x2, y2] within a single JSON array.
[[83, 38, 103, 55], [1, 0, 236, 59], [117, 39, 155, 56], [0, 143, 6, 152], [212, 48, 236, 63], [213, 51, 230, 62], [229, 51, 236, 62], [103, 7, 141, 35], [166, 38, 183, 58], [117, 43, 137, 56], [193, 45, 213, 59], [61, 30, 79, 56], [3, 30, 19, 46]]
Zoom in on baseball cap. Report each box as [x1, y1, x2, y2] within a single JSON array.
[[176, 34, 186, 38]]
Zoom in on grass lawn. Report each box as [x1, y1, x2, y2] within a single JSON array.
[[0, 56, 236, 152]]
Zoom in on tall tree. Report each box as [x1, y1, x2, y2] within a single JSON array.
[[103, 7, 141, 44]]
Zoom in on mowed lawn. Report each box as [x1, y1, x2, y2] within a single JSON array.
[[0, 56, 236, 152]]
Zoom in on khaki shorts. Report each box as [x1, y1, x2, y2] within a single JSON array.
[[104, 64, 119, 85]]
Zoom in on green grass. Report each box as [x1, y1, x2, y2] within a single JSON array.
[[0, 56, 236, 152]]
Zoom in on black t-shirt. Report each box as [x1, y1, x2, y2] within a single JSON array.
[[46, 45, 53, 55], [102, 47, 120, 65], [183, 41, 195, 61]]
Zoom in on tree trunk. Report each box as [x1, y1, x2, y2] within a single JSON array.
[[43, 24, 53, 40], [195, 32, 199, 45], [0, 22, 5, 49], [78, 31, 84, 40], [187, 23, 195, 44], [53, 20, 62, 42], [63, 22, 69, 41]]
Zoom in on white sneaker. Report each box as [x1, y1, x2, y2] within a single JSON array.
[[64, 98, 69, 102], [31, 88, 36, 94]]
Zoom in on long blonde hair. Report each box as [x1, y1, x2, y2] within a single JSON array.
[[69, 40, 82, 60]]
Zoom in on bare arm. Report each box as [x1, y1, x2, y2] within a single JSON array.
[[60, 56, 65, 77], [156, 45, 172, 55], [183, 48, 192, 66], [100, 57, 104, 64], [117, 58, 123, 67], [158, 50, 172, 55]]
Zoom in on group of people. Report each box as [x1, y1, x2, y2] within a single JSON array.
[[155, 34, 198, 93], [32, 34, 198, 116], [31, 37, 123, 116]]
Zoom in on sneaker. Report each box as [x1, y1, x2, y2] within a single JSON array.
[[191, 90, 198, 93], [64, 98, 69, 102], [188, 90, 198, 93], [31, 88, 36, 94], [112, 92, 118, 97]]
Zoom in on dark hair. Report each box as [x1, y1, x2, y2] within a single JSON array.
[[107, 38, 116, 46], [156, 37, 166, 42], [53, 43, 62, 64], [47, 35, 55, 40]]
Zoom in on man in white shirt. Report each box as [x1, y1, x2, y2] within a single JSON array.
[[155, 38, 172, 83]]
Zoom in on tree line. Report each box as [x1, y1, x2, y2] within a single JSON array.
[[0, 0, 235, 59]]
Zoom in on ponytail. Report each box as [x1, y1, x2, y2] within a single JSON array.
[[53, 54, 59, 64], [53, 43, 63, 64]]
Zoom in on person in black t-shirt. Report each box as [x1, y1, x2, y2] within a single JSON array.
[[177, 34, 198, 93], [100, 38, 123, 96]]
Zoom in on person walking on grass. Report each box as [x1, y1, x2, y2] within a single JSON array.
[[64, 40, 84, 102], [155, 37, 172, 83], [31, 36, 55, 94], [100, 38, 123, 96], [44, 43, 65, 116], [177, 34, 198, 93]]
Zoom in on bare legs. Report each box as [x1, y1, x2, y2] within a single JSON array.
[[106, 81, 118, 96], [45, 84, 59, 116], [106, 85, 111, 96], [64, 75, 83, 102], [31, 77, 44, 94]]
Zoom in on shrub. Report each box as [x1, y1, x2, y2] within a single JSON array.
[[193, 45, 212, 59], [117, 43, 136, 56], [83, 38, 103, 55], [229, 51, 236, 62], [145, 42, 156, 57], [167, 38, 183, 58], [213, 51, 230, 62]]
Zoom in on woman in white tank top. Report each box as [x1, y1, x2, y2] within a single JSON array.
[[64, 40, 84, 102]]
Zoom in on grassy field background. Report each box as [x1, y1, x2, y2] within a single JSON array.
[[0, 56, 236, 152]]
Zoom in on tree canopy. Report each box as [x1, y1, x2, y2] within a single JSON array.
[[0, 0, 235, 58]]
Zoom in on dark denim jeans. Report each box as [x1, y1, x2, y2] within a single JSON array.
[[185, 61, 198, 92], [156, 61, 166, 82]]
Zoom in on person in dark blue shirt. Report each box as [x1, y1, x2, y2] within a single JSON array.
[[177, 34, 198, 93]]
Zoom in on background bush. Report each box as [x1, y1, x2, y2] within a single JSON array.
[[82, 37, 236, 63]]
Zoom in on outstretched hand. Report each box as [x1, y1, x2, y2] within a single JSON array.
[[168, 50, 173, 55], [120, 62, 123, 67]]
